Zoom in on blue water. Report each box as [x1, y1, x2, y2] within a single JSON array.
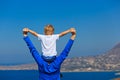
[[0, 70, 119, 80]]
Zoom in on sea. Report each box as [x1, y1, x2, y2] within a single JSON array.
[[0, 70, 120, 80]]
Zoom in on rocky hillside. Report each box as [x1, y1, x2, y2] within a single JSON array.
[[61, 43, 120, 72]]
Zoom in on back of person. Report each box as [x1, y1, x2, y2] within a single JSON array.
[[23, 27, 76, 80], [38, 25, 59, 62], [38, 63, 61, 80], [38, 34, 59, 57], [25, 24, 74, 63]]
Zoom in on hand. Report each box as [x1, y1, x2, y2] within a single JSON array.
[[70, 28, 76, 35], [70, 28, 76, 40], [23, 28, 29, 36]]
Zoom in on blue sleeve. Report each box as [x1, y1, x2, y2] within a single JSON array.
[[48, 39, 74, 71], [23, 36, 43, 66], [55, 39, 74, 64]]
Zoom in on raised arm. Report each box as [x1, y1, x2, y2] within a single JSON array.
[[47, 37, 75, 72], [70, 28, 76, 40], [59, 28, 76, 38], [59, 28, 71, 37], [23, 28, 39, 37], [52, 28, 76, 66], [28, 29, 39, 37], [23, 28, 43, 66]]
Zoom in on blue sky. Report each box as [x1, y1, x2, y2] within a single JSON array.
[[0, 0, 120, 65]]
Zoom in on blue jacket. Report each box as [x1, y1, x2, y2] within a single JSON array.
[[24, 36, 74, 80]]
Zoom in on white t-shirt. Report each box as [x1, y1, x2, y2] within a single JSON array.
[[38, 34, 59, 57]]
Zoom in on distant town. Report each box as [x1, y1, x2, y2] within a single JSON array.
[[0, 42, 120, 72]]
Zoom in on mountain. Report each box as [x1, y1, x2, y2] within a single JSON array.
[[1, 43, 120, 72], [61, 42, 120, 72]]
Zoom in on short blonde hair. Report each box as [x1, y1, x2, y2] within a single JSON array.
[[44, 24, 54, 35]]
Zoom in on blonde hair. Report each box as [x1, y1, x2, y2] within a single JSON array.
[[44, 24, 54, 35]]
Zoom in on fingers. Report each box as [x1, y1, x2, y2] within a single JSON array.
[[70, 28, 76, 35], [23, 28, 29, 32], [23, 28, 29, 36]]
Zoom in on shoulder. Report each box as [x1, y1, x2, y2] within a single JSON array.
[[38, 34, 44, 37], [52, 34, 59, 37], [52, 34, 59, 40], [37, 34, 45, 40], [53, 34, 59, 36]]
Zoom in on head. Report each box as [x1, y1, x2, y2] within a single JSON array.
[[44, 24, 54, 35]]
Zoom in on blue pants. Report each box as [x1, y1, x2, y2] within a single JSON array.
[[41, 55, 56, 63]]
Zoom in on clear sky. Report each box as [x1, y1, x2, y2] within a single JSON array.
[[0, 0, 120, 65]]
